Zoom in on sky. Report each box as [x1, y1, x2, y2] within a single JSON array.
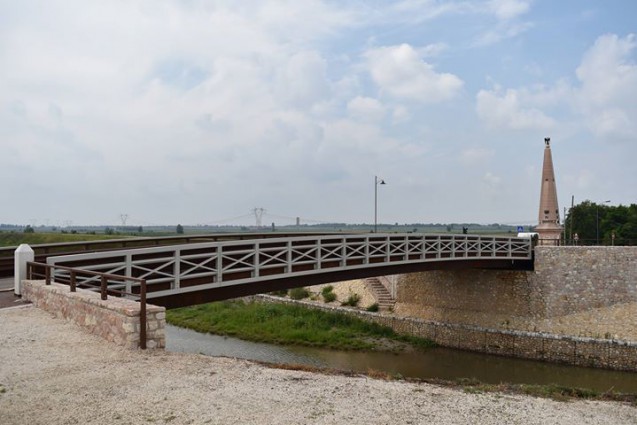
[[1, 0, 636, 227]]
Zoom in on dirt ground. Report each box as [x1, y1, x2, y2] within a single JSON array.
[[2, 306, 636, 425]]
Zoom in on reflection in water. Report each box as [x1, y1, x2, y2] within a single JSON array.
[[166, 325, 637, 393]]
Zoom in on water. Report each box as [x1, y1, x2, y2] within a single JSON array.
[[166, 325, 637, 393]]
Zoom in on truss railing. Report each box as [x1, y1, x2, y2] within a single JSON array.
[[45, 234, 532, 299]]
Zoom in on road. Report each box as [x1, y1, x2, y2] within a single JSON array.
[[0, 277, 29, 309]]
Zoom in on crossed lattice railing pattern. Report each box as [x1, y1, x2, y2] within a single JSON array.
[[45, 234, 532, 298]]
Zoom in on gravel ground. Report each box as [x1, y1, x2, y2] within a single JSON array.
[[1, 307, 636, 425]]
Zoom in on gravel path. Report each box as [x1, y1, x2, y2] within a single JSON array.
[[1, 306, 636, 425]]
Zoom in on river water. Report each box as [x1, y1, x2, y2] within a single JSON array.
[[166, 325, 637, 393]]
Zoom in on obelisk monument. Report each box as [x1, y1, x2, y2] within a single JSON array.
[[536, 137, 563, 245]]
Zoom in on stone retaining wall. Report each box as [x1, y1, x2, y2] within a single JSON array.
[[395, 246, 637, 333], [254, 295, 637, 372], [22, 280, 165, 349]]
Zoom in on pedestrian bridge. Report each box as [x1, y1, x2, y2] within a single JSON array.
[[38, 233, 534, 309]]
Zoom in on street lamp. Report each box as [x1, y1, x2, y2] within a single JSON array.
[[596, 200, 611, 245], [374, 175, 386, 233]]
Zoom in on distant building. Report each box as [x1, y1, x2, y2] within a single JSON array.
[[535, 137, 563, 245]]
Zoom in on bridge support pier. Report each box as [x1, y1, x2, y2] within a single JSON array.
[[14, 244, 34, 296]]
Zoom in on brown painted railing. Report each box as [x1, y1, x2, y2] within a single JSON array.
[[26, 261, 148, 349]]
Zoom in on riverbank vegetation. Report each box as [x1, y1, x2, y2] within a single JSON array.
[[166, 300, 435, 351], [261, 362, 636, 404]]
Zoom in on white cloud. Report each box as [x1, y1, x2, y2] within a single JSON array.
[[474, 0, 534, 46], [476, 87, 555, 130], [364, 44, 463, 102], [476, 33, 637, 138], [391, 105, 411, 124], [460, 148, 495, 165], [483, 172, 501, 186], [575, 33, 637, 138], [488, 0, 532, 20], [474, 21, 534, 46], [347, 96, 385, 122]]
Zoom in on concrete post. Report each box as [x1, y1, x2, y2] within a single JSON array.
[[14, 244, 34, 296]]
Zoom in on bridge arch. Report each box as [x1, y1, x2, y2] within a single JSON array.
[[42, 233, 533, 309]]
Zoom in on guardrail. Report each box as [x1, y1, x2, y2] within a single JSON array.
[[0, 232, 340, 278], [44, 234, 533, 301], [26, 261, 149, 349]]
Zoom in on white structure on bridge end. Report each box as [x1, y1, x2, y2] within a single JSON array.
[[14, 244, 34, 296]]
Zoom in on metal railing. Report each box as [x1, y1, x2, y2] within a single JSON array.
[[26, 261, 148, 349], [43, 234, 532, 300]]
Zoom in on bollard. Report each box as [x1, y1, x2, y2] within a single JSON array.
[[14, 244, 35, 296]]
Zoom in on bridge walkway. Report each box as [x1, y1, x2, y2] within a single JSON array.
[[33, 233, 534, 309]]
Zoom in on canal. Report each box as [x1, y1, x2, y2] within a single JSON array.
[[166, 324, 637, 393]]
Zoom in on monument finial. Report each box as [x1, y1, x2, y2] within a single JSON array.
[[544, 137, 550, 146]]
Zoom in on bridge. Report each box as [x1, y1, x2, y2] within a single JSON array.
[[22, 233, 533, 309]]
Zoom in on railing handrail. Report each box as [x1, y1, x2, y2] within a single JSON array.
[[26, 261, 148, 349], [0, 231, 347, 256], [45, 233, 532, 263]]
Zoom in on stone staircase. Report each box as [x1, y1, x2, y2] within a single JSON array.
[[364, 277, 395, 312]]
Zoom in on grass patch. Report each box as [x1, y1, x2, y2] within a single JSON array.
[[321, 285, 336, 302], [167, 300, 435, 351], [321, 285, 334, 296], [366, 303, 379, 312], [322, 292, 337, 303], [288, 287, 310, 300], [341, 293, 360, 307], [0, 232, 127, 248], [452, 377, 636, 403]]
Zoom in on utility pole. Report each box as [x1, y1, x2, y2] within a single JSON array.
[[252, 208, 265, 228]]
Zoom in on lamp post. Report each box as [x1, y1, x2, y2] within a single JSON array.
[[374, 175, 386, 233], [596, 200, 611, 245]]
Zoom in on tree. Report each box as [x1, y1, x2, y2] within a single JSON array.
[[565, 201, 637, 245], [23, 225, 35, 233], [176, 224, 184, 234]]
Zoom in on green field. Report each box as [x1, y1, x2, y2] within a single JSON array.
[[167, 300, 435, 351], [0, 232, 129, 248]]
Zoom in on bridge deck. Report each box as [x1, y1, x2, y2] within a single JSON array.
[[36, 233, 534, 309]]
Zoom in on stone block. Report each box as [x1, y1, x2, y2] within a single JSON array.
[[543, 338, 575, 363], [485, 332, 515, 356]]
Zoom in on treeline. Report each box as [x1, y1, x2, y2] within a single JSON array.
[[564, 201, 637, 245]]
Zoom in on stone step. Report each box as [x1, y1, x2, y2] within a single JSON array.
[[364, 277, 396, 311]]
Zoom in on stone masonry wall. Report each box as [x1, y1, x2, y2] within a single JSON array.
[[254, 295, 637, 372], [22, 280, 165, 349], [534, 246, 637, 317], [395, 246, 637, 330]]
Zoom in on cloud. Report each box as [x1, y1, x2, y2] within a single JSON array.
[[476, 87, 555, 130], [460, 148, 495, 165], [483, 171, 502, 186], [474, 21, 534, 46], [364, 44, 463, 102], [474, 0, 534, 46], [575, 33, 637, 138], [347, 96, 385, 122], [475, 33, 637, 140], [487, 0, 532, 20]]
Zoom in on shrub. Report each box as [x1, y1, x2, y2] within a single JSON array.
[[366, 303, 379, 312], [288, 287, 310, 300], [321, 285, 334, 296], [270, 289, 288, 297], [341, 293, 360, 307], [323, 291, 337, 303]]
